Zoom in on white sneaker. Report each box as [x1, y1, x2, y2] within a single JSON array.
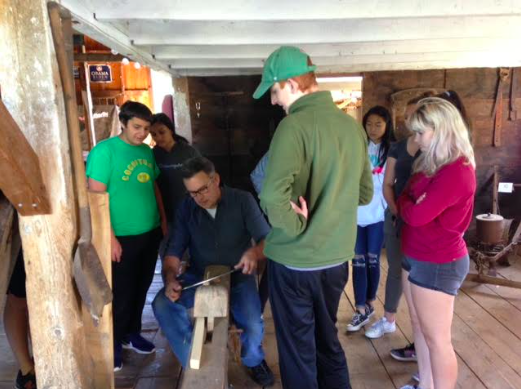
[[364, 317, 396, 339]]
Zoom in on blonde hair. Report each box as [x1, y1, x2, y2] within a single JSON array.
[[408, 97, 475, 176]]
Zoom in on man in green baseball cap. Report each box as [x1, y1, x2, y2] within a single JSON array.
[[252, 46, 316, 100], [255, 46, 373, 389]]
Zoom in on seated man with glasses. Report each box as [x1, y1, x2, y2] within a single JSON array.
[[152, 156, 274, 387]]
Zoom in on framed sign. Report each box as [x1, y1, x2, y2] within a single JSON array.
[[89, 64, 112, 83]]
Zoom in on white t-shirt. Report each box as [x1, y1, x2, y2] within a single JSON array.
[[357, 141, 387, 227], [206, 208, 217, 219]]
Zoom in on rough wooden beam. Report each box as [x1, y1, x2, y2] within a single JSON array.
[[74, 52, 124, 62], [128, 16, 521, 46], [0, 0, 94, 387], [151, 38, 520, 60], [59, 0, 170, 73], [0, 100, 51, 215], [169, 55, 521, 76], [82, 191, 114, 389], [90, 0, 521, 21], [164, 50, 521, 70], [466, 273, 521, 289]]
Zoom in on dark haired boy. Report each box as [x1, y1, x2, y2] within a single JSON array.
[[86, 100, 167, 371]]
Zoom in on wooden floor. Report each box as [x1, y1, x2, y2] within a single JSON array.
[[1, 252, 521, 389]]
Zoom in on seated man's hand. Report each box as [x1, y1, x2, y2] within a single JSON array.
[[165, 279, 182, 302], [235, 248, 258, 275]]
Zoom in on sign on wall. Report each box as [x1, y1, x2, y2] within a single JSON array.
[[89, 64, 112, 83]]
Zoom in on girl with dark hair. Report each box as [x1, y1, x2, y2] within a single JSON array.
[[150, 113, 200, 256], [347, 106, 395, 332], [362, 105, 395, 168], [150, 113, 189, 145], [87, 100, 167, 371]]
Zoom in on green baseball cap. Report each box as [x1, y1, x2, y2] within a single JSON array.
[[253, 46, 317, 99]]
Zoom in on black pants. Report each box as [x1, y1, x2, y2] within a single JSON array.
[[113, 228, 162, 345], [268, 260, 351, 389]]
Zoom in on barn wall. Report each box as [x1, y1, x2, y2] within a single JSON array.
[[187, 76, 284, 192], [362, 68, 521, 219]]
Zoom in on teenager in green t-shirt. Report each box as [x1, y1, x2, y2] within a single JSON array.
[[86, 101, 167, 371]]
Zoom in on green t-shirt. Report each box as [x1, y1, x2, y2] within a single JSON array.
[[86, 137, 160, 236]]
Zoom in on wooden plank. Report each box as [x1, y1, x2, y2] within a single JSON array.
[[451, 313, 521, 389], [489, 256, 521, 311], [459, 280, 521, 368], [139, 328, 182, 379], [189, 317, 206, 369], [465, 273, 521, 289], [0, 100, 51, 215], [82, 191, 114, 389], [134, 377, 176, 389], [181, 317, 229, 389]]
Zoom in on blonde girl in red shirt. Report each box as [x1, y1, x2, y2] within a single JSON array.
[[397, 98, 476, 389]]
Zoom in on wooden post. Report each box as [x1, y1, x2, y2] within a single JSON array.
[[492, 165, 499, 214], [83, 192, 114, 389], [0, 0, 93, 387], [83, 63, 97, 148], [173, 77, 194, 143]]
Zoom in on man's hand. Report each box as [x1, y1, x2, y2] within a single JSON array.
[[290, 196, 308, 219], [164, 279, 182, 302], [235, 248, 258, 275], [111, 235, 123, 262]]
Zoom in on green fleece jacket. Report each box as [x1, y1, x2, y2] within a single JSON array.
[[260, 91, 373, 268]]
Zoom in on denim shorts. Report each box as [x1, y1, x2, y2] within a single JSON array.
[[402, 255, 469, 296]]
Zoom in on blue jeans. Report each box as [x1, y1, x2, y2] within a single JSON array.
[[352, 222, 384, 309], [152, 271, 265, 368]]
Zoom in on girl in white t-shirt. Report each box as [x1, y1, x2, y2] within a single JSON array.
[[347, 106, 395, 332]]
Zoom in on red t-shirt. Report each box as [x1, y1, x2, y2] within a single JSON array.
[[397, 157, 476, 264]]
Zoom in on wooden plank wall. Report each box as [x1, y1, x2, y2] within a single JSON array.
[[362, 68, 521, 219], [188, 76, 285, 191]]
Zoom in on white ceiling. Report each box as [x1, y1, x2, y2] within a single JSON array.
[[63, 0, 521, 76]]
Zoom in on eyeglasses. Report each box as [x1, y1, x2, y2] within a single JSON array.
[[187, 176, 214, 198]]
